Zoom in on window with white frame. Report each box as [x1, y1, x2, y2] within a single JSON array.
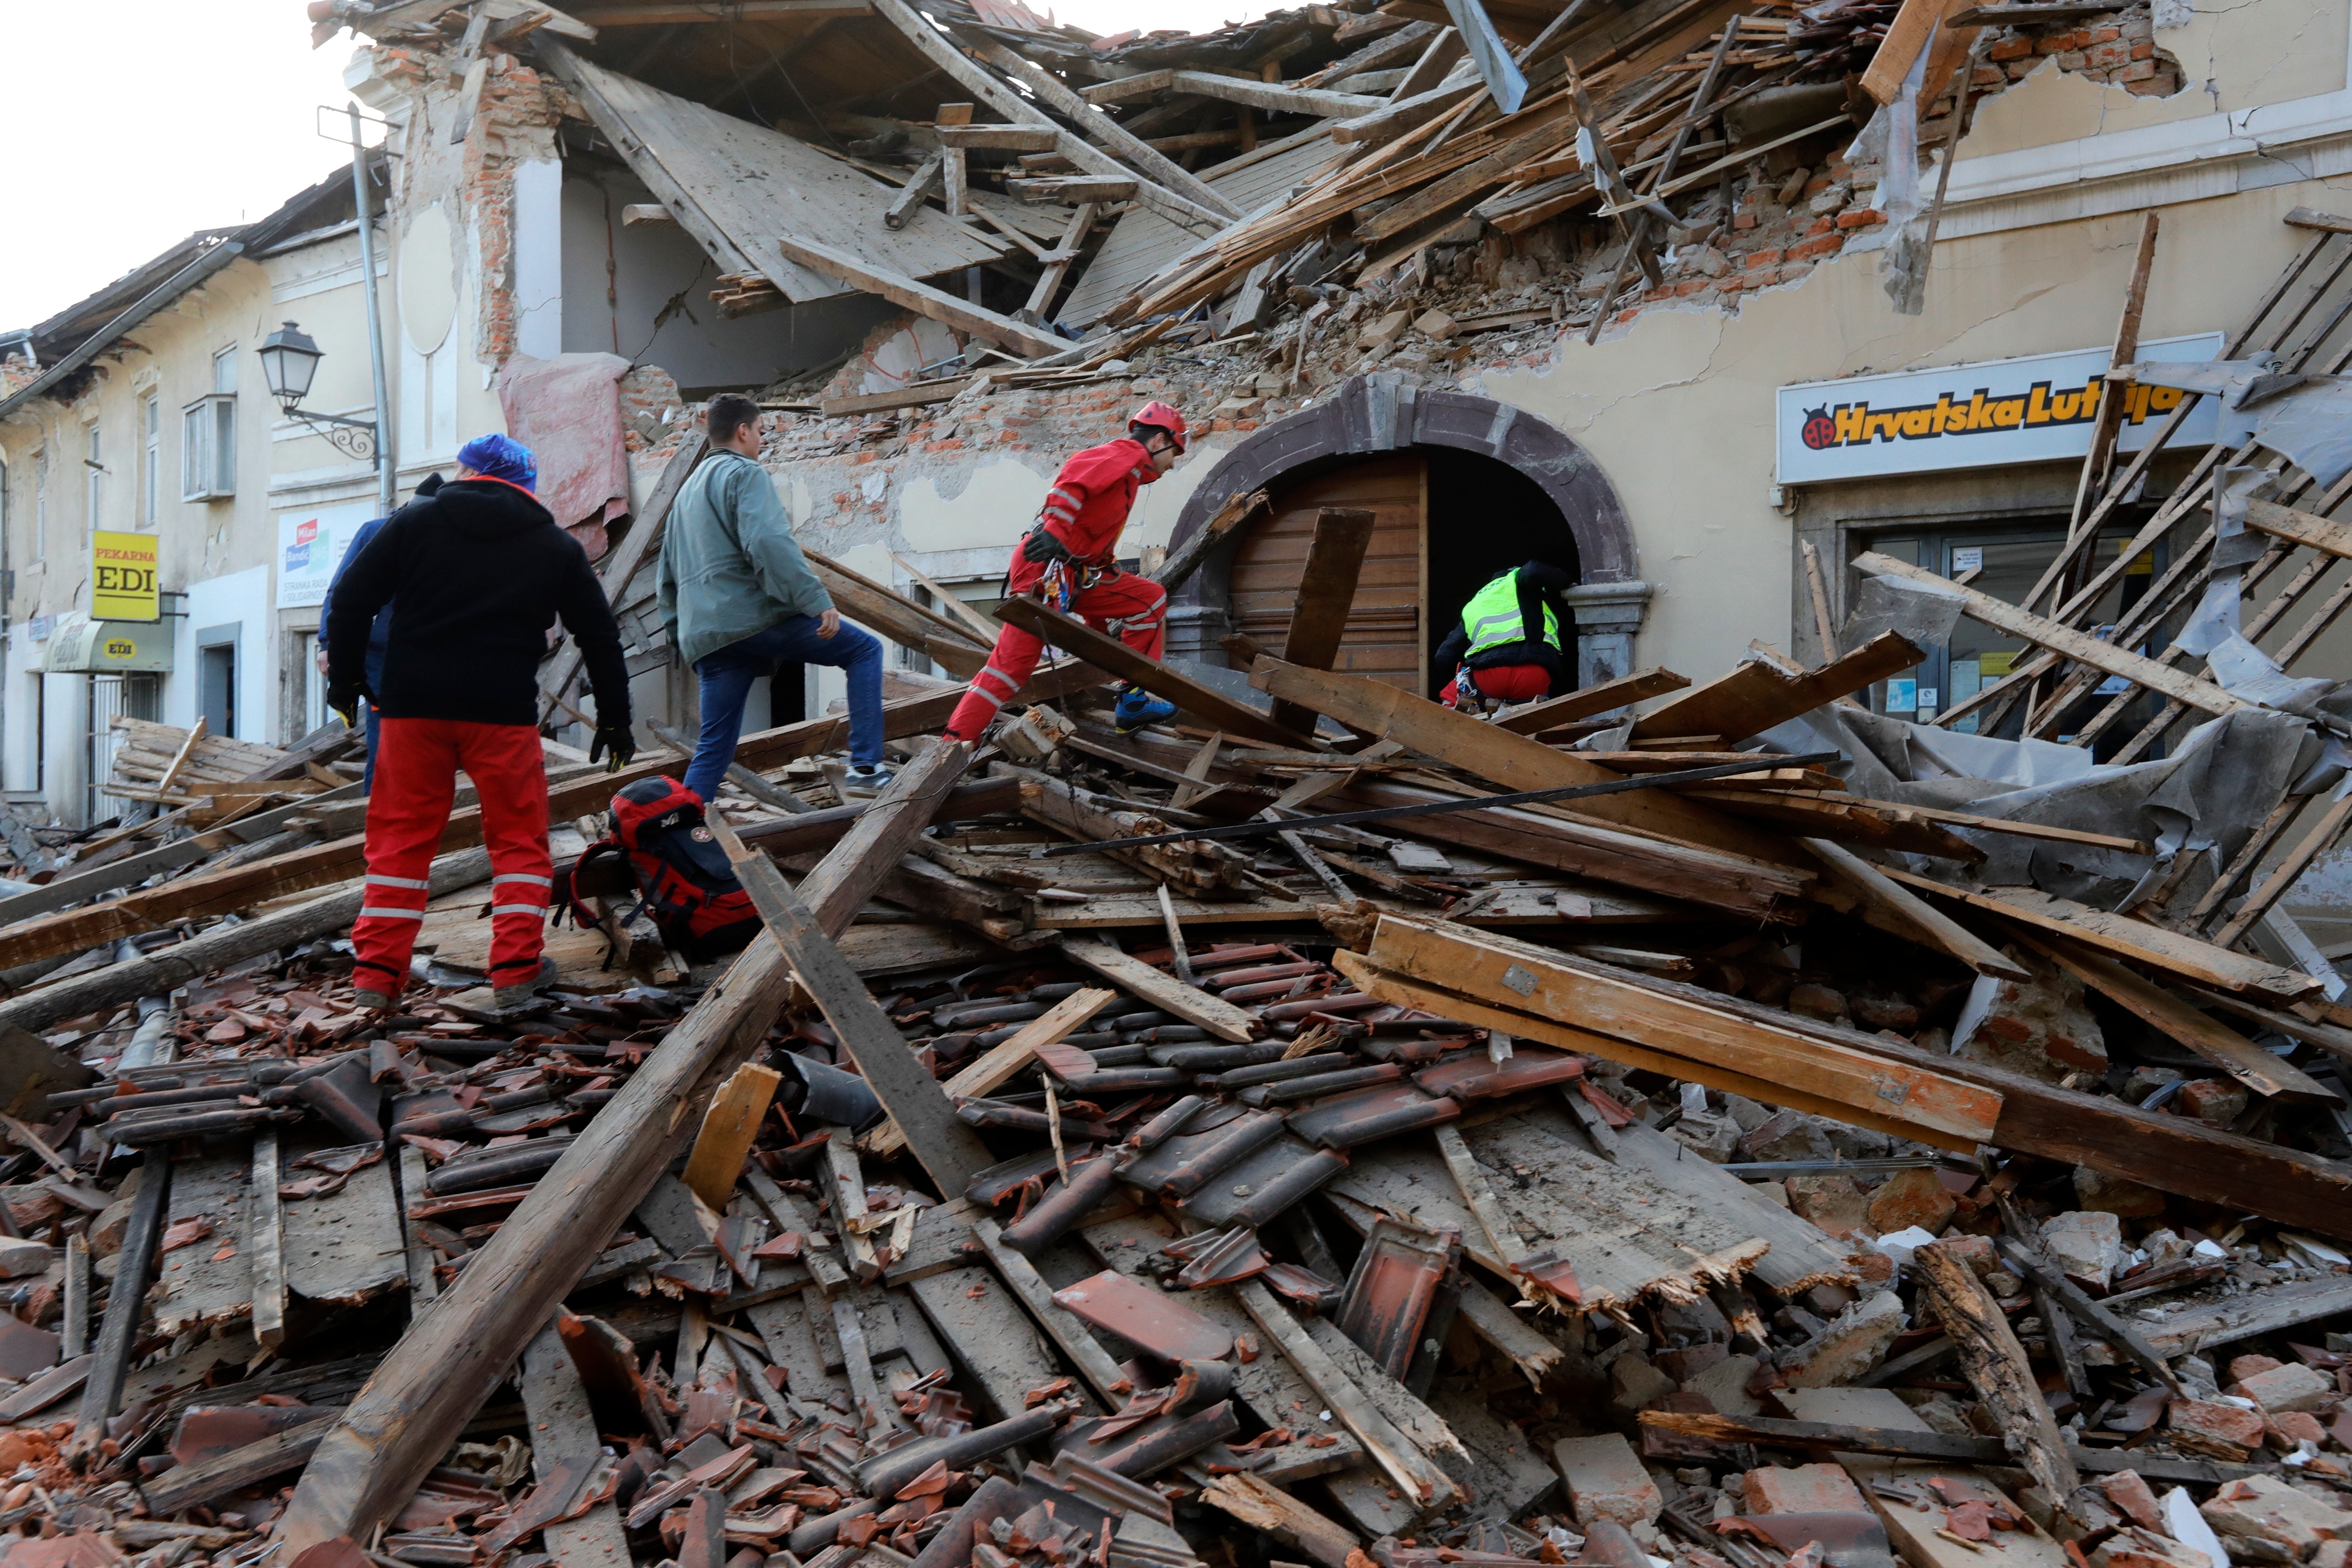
[[84, 422, 101, 532], [32, 446, 46, 561], [213, 345, 237, 395], [140, 392, 159, 528], [182, 393, 234, 500]]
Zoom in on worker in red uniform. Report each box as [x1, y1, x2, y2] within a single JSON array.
[[944, 401, 1189, 741]]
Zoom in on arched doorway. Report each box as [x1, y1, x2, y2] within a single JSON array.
[[1167, 375, 1648, 697]]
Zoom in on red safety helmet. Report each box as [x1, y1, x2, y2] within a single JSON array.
[[1129, 399, 1188, 454]]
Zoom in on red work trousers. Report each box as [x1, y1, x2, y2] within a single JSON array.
[[946, 559, 1168, 740], [352, 717, 552, 998], [1440, 663, 1553, 706]]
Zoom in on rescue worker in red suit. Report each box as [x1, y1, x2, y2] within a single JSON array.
[[326, 433, 635, 1011], [944, 401, 1189, 741]]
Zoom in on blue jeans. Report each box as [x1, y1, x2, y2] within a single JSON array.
[[686, 615, 883, 804]]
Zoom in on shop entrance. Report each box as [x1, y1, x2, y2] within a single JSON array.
[[1228, 449, 1581, 697], [1173, 375, 1635, 697]]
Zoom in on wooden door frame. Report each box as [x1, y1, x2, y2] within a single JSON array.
[[1163, 374, 1645, 683], [1165, 373, 1639, 585]]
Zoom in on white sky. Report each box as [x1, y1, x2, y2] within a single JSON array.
[[0, 0, 1264, 333]]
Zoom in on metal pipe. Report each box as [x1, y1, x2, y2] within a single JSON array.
[[349, 105, 395, 516]]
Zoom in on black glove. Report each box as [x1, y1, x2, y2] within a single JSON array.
[[591, 722, 637, 773], [326, 681, 366, 730], [1021, 527, 1074, 565]]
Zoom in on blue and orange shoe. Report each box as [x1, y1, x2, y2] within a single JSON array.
[[1113, 684, 1177, 733]]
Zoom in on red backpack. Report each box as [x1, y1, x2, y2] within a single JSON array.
[[560, 777, 762, 961]]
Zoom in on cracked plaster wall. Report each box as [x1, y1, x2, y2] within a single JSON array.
[[1478, 177, 2352, 685], [1961, 0, 2344, 156]]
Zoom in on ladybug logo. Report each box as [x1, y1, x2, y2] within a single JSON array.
[[1799, 405, 1838, 450]]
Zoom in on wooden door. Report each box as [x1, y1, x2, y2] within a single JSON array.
[[1228, 455, 1428, 692]]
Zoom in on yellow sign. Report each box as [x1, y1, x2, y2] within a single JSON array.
[[92, 531, 160, 621]]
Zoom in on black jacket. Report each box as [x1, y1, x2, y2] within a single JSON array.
[[326, 477, 630, 729], [1434, 560, 1580, 689]]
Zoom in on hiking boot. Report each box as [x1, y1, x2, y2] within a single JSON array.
[[352, 987, 398, 1013], [492, 955, 559, 1008], [1112, 685, 1176, 734], [842, 763, 895, 798]]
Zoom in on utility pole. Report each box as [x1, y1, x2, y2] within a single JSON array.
[[348, 104, 395, 516]]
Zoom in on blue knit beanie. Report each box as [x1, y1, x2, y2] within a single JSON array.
[[457, 432, 538, 493]]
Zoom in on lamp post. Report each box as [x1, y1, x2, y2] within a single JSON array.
[[260, 320, 380, 462]]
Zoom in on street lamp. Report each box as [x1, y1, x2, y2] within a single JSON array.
[[260, 319, 377, 459]]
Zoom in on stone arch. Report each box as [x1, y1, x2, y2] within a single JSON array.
[[1164, 374, 1650, 684]]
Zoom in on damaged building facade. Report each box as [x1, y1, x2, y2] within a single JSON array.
[[288, 0, 2352, 912], [17, 0, 2352, 1560]]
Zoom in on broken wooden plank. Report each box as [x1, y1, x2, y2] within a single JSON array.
[[1492, 667, 1691, 733], [138, 1414, 338, 1516], [998, 597, 1317, 748], [773, 232, 1065, 358], [1800, 837, 2031, 981], [1330, 777, 1812, 923], [1059, 935, 1257, 1042], [1236, 1278, 1462, 1510], [2143, 1273, 2352, 1355], [969, 1216, 1128, 1400], [682, 1063, 783, 1207], [964, 37, 1238, 221], [284, 1143, 406, 1311], [2017, 931, 2338, 1102], [1875, 867, 2318, 1000], [1914, 1239, 2078, 1499], [73, 1152, 169, 1452], [519, 1322, 632, 1568], [1157, 489, 1271, 594], [1853, 552, 2246, 717], [1251, 655, 1799, 865], [866, 0, 1226, 232], [1637, 1408, 2259, 1484], [1630, 633, 1923, 742], [706, 754, 996, 1199], [275, 744, 972, 1552], [863, 987, 1115, 1159], [1269, 507, 1377, 736], [905, 1266, 1098, 1422], [1337, 917, 2352, 1232], [1200, 1472, 1358, 1568], [2244, 495, 2352, 561], [1356, 916, 2002, 1144], [250, 1131, 286, 1350]]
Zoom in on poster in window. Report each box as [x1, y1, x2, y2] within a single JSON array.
[[278, 504, 378, 609]]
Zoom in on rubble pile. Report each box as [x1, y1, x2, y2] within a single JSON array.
[[3, 527, 2352, 1568]]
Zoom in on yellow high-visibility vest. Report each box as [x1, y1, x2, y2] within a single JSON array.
[[1460, 570, 1560, 658]]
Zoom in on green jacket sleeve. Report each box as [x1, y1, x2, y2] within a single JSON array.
[[728, 461, 834, 621]]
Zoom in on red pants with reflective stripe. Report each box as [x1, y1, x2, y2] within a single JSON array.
[[352, 718, 552, 997], [946, 560, 1168, 740], [1441, 663, 1552, 705]]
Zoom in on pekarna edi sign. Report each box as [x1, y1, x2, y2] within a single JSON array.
[[91, 531, 160, 621], [1775, 333, 2252, 484]]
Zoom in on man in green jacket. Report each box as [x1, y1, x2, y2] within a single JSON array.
[[658, 393, 889, 800]]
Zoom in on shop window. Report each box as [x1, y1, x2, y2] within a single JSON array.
[[1855, 523, 2161, 741]]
